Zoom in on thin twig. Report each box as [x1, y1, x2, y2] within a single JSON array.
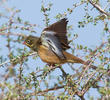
[[0, 52, 37, 67], [88, 0, 110, 16]]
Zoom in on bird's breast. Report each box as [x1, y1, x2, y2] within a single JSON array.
[[38, 45, 66, 64]]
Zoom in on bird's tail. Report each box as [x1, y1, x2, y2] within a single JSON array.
[[63, 51, 85, 64], [63, 51, 97, 69]]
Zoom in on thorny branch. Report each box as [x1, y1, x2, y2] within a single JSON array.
[[88, 0, 110, 17], [35, 85, 65, 95], [0, 52, 37, 67], [30, 67, 110, 98], [0, 32, 26, 37]]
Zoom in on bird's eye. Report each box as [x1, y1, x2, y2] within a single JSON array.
[[27, 40, 30, 43]]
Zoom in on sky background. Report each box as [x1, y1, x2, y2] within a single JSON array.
[[7, 0, 103, 46], [0, 0, 109, 99]]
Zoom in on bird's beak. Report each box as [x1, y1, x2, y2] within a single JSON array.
[[23, 41, 26, 45]]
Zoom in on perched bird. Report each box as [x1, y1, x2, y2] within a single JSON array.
[[23, 18, 96, 68]]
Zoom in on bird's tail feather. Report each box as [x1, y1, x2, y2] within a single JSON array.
[[63, 51, 85, 64], [63, 51, 97, 69]]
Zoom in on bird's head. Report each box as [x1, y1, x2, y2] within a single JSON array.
[[23, 35, 40, 50]]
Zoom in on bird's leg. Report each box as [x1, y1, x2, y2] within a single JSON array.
[[48, 64, 68, 76], [50, 64, 55, 68], [49, 64, 62, 69], [43, 64, 55, 78], [46, 63, 55, 68], [46, 64, 68, 78]]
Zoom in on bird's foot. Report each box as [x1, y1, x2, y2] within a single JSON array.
[[46, 64, 55, 68]]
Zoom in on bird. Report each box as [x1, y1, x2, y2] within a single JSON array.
[[23, 18, 96, 69]]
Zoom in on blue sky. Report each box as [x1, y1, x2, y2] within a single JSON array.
[[6, 0, 103, 47], [0, 0, 108, 99]]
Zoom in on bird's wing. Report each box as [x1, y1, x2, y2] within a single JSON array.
[[41, 31, 65, 59], [42, 18, 70, 50]]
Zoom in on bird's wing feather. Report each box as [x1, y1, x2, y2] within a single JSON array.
[[42, 18, 70, 50], [41, 31, 65, 59]]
